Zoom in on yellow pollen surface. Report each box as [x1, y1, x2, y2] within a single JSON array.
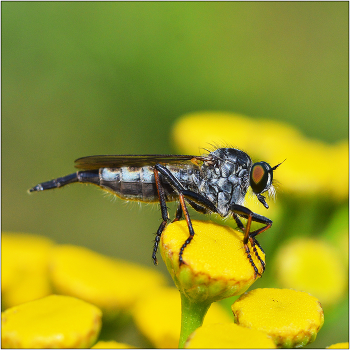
[[1, 294, 102, 349]]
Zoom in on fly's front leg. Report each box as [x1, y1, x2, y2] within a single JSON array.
[[153, 168, 170, 265], [231, 204, 272, 276]]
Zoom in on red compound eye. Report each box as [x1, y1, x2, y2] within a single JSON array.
[[250, 162, 273, 194]]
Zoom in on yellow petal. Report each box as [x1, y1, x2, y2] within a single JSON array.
[[132, 287, 232, 348], [232, 288, 324, 348], [184, 323, 276, 349], [161, 220, 265, 304], [1, 295, 102, 348], [1, 232, 54, 308], [50, 245, 167, 319]]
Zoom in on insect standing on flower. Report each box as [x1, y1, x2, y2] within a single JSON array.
[[29, 147, 283, 276]]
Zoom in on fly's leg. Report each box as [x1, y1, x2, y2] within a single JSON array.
[[152, 169, 170, 265], [154, 164, 195, 265], [246, 219, 272, 274], [177, 193, 196, 264], [154, 164, 218, 265], [173, 198, 210, 223], [232, 212, 260, 276], [173, 204, 183, 222], [231, 205, 272, 276]]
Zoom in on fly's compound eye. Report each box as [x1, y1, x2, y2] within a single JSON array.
[[250, 161, 273, 194]]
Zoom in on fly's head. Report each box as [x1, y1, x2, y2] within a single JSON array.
[[249, 160, 284, 209]]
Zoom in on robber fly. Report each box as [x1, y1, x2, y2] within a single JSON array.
[[29, 147, 282, 276]]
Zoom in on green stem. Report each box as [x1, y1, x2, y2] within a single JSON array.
[[178, 292, 211, 348]]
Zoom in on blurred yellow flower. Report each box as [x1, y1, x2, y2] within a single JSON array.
[[92, 340, 135, 348], [50, 245, 167, 320], [132, 287, 232, 348], [327, 342, 349, 349], [1, 294, 102, 348], [172, 112, 348, 200], [184, 323, 276, 349], [274, 238, 347, 306], [231, 288, 324, 348], [160, 220, 265, 304], [1, 232, 54, 309]]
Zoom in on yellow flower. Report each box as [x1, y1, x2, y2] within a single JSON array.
[[327, 342, 350, 349], [92, 340, 135, 348], [160, 220, 265, 347], [49, 245, 167, 320], [231, 288, 324, 348], [172, 111, 348, 200], [132, 287, 232, 348], [184, 323, 276, 349], [161, 220, 265, 304], [1, 294, 102, 348], [1, 232, 54, 309], [274, 238, 347, 306]]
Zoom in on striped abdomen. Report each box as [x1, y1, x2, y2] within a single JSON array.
[[98, 166, 175, 202], [29, 164, 199, 203]]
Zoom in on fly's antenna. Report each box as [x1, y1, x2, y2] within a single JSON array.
[[271, 159, 286, 171]]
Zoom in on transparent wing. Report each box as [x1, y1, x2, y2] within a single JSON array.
[[74, 154, 205, 170]]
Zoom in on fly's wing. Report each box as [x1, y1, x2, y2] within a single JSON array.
[[74, 154, 205, 170]]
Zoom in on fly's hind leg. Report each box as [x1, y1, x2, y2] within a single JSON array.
[[152, 169, 170, 265]]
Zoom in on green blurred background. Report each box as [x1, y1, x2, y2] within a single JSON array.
[[3, 1, 348, 265], [2, 3, 348, 345]]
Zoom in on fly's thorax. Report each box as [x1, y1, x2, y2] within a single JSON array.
[[195, 148, 253, 217], [164, 164, 201, 191]]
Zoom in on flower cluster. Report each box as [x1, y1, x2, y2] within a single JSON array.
[[1, 223, 328, 348], [2, 111, 347, 348], [169, 111, 348, 347]]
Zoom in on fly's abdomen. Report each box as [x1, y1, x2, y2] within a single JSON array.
[[29, 165, 196, 203], [99, 166, 176, 202], [29, 171, 99, 192]]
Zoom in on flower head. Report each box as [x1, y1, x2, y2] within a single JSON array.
[[231, 288, 324, 348], [160, 220, 265, 304], [184, 322, 276, 348], [132, 287, 232, 348], [160, 220, 265, 347], [92, 340, 136, 348], [274, 238, 347, 306], [1, 294, 102, 348], [1, 232, 54, 309], [50, 245, 167, 320], [327, 342, 349, 349]]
